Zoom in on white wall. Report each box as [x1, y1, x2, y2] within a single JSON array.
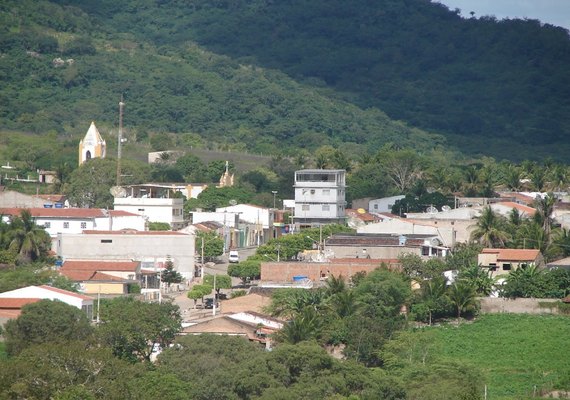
[[216, 205, 273, 229], [114, 197, 184, 228], [0, 286, 92, 309], [192, 211, 239, 228]]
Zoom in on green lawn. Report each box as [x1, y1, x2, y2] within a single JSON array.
[[427, 314, 570, 399]]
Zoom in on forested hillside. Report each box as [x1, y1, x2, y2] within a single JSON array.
[[179, 0, 570, 160], [0, 0, 445, 160], [56, 0, 570, 161]]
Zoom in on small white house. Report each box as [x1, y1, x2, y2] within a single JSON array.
[[0, 208, 146, 238], [368, 195, 405, 213]]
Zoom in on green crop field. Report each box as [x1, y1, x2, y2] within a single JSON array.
[[425, 314, 570, 399]]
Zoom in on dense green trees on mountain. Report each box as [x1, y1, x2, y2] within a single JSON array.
[[2, 0, 570, 161]]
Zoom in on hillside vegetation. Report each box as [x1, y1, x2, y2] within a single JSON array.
[[177, 0, 570, 160], [0, 0, 446, 160]]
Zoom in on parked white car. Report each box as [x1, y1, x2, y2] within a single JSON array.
[[228, 250, 239, 263]]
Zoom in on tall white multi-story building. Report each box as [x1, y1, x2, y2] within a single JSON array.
[[294, 169, 347, 226], [113, 184, 185, 230]]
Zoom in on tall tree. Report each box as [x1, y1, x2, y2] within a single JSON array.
[[447, 281, 478, 320], [8, 209, 51, 263]]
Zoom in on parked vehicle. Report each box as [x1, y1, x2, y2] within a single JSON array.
[[228, 250, 239, 263], [204, 298, 219, 309]]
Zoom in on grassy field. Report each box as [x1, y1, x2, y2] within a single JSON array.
[[426, 314, 570, 399]]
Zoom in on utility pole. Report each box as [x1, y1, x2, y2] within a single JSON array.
[[201, 236, 205, 282], [116, 96, 125, 187], [212, 273, 217, 316]]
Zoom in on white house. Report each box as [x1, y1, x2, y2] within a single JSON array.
[[113, 184, 185, 229], [0, 285, 94, 320], [293, 169, 347, 225], [0, 208, 146, 238], [56, 229, 196, 280], [368, 195, 405, 213], [357, 217, 457, 248], [215, 204, 274, 245]]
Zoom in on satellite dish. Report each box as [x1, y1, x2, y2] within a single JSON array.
[[357, 208, 366, 214], [441, 205, 451, 212], [426, 206, 438, 214], [110, 186, 127, 198], [229, 199, 237, 206]]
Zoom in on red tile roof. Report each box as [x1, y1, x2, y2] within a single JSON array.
[[61, 260, 139, 272], [481, 248, 541, 261], [60, 270, 130, 282], [0, 298, 41, 309], [0, 208, 104, 218]]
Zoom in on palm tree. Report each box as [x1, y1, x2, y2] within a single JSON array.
[[458, 264, 495, 295], [330, 290, 359, 318], [325, 274, 346, 296], [501, 164, 523, 191], [534, 194, 556, 239], [276, 307, 323, 344], [470, 206, 510, 248], [8, 210, 51, 263], [447, 281, 478, 320], [550, 228, 570, 258], [419, 276, 448, 325]]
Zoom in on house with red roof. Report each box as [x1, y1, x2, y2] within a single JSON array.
[[59, 260, 145, 295], [0, 285, 94, 324], [478, 248, 544, 276], [0, 298, 41, 324]]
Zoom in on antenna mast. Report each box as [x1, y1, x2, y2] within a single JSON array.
[[116, 96, 125, 186]]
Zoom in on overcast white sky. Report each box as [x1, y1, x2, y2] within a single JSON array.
[[436, 0, 570, 30]]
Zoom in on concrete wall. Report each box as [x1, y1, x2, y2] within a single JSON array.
[[261, 260, 400, 282], [479, 297, 560, 314]]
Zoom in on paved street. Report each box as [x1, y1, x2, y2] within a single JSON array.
[[168, 246, 259, 322]]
